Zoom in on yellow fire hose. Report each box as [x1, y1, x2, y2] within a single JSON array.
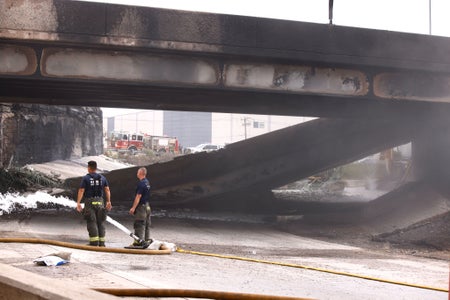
[[177, 248, 449, 293], [0, 237, 447, 298]]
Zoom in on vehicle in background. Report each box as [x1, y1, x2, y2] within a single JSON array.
[[184, 143, 223, 154], [107, 132, 143, 153], [143, 135, 179, 153], [107, 131, 179, 154]]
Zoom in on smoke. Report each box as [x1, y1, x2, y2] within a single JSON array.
[[0, 191, 76, 216]]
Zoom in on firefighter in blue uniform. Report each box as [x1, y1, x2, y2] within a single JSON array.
[[129, 166, 151, 246], [76, 160, 112, 246]]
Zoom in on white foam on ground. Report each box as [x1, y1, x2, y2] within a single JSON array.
[[0, 191, 76, 215]]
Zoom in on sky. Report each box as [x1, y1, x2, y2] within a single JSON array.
[[89, 0, 450, 117]]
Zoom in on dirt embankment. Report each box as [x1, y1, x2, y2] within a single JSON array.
[[275, 181, 450, 260], [374, 211, 450, 252]]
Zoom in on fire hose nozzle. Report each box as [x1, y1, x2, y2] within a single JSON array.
[[105, 216, 150, 248], [129, 233, 151, 248], [129, 233, 143, 243]]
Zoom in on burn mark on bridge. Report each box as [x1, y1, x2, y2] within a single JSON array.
[[225, 63, 368, 96], [374, 72, 450, 102]]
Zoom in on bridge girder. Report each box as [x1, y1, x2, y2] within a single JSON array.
[[0, 0, 449, 117]]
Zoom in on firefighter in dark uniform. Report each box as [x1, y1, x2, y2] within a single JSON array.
[[129, 167, 151, 246], [76, 160, 112, 247]]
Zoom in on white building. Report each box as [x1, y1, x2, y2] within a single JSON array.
[[105, 110, 164, 136], [211, 113, 313, 145]]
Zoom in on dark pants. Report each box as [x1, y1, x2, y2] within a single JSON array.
[[83, 198, 107, 246], [134, 203, 151, 241]]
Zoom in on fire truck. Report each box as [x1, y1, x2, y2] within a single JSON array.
[[108, 131, 179, 154]]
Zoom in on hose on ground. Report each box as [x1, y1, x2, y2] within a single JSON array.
[[177, 248, 448, 293], [0, 237, 171, 254], [0, 237, 447, 295], [0, 237, 311, 299], [94, 288, 313, 300]]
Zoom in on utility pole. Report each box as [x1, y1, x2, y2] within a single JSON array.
[[241, 117, 252, 140], [429, 0, 432, 35], [329, 0, 334, 25], [244, 120, 247, 139]]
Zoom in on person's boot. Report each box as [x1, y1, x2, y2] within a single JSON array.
[[129, 240, 142, 247], [142, 239, 152, 249], [88, 236, 99, 246]]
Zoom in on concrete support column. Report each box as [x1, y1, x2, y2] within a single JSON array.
[[411, 118, 450, 196]]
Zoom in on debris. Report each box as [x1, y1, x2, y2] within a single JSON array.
[[33, 252, 71, 266], [156, 240, 177, 252], [147, 240, 162, 250]]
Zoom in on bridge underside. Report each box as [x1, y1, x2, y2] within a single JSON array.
[[2, 1, 450, 217], [2, 77, 445, 119], [1, 0, 450, 118]]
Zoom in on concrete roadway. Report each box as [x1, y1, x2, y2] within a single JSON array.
[[0, 210, 447, 300]]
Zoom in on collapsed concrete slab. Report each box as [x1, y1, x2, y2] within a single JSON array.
[[66, 117, 429, 208]]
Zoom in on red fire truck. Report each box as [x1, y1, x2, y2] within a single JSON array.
[[108, 131, 179, 154]]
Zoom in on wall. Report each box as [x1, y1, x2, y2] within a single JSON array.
[[164, 111, 212, 148], [0, 104, 103, 167]]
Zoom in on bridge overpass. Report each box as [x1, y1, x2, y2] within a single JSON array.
[[2, 0, 450, 212], [1, 0, 449, 117]]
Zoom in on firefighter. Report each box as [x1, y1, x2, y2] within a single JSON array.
[[129, 167, 151, 246], [76, 160, 112, 247]]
